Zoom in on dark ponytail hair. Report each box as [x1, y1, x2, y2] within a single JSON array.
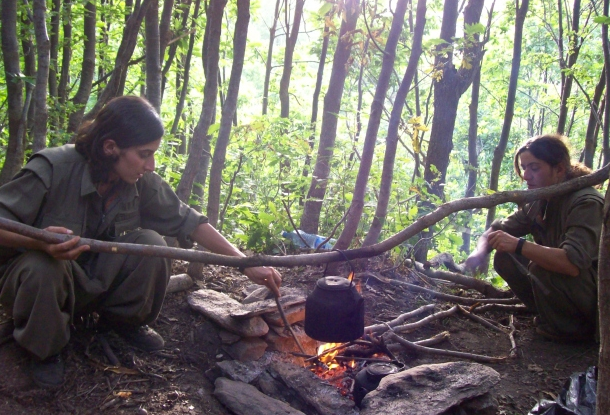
[[75, 96, 164, 183], [513, 134, 591, 181]]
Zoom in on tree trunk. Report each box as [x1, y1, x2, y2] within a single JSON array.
[[333, 0, 409, 250], [300, 0, 360, 234], [67, 1, 96, 135], [0, 0, 25, 185], [461, 65, 482, 253], [262, 0, 281, 115], [556, 0, 582, 134], [279, 0, 304, 118], [48, 0, 60, 101], [83, 0, 151, 122], [598, 182, 610, 414], [485, 0, 529, 230], [423, 0, 485, 199], [363, 0, 427, 247], [145, 0, 162, 112], [162, 0, 190, 94], [207, 0, 250, 227], [170, 0, 200, 136], [31, 0, 51, 153], [58, 0, 72, 111], [583, 66, 606, 168], [175, 0, 227, 204]]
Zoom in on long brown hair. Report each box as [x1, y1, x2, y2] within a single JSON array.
[[513, 134, 591, 181], [75, 96, 164, 183]]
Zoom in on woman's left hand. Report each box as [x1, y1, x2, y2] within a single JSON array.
[[487, 230, 520, 254], [242, 266, 282, 298]]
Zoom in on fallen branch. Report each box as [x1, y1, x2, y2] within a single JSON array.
[[365, 304, 436, 334], [0, 167, 606, 268], [457, 305, 508, 334], [412, 260, 509, 299], [389, 279, 521, 305], [385, 332, 506, 364], [387, 331, 451, 353], [469, 303, 529, 313], [393, 306, 459, 334]]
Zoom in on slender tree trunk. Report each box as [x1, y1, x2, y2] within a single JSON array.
[[485, 0, 529, 230], [363, 0, 427, 247], [83, 0, 151, 122], [334, 0, 409, 250], [279, 0, 304, 118], [170, 0, 200, 136], [162, 0, 190, 94], [31, 0, 51, 153], [300, 0, 360, 234], [461, 66, 482, 253], [207, 0, 250, 227], [67, 1, 96, 134], [262, 0, 281, 115], [48, 0, 60, 100], [583, 66, 606, 168], [599, 182, 610, 415], [557, 0, 581, 134], [0, 0, 25, 185], [145, 0, 161, 112], [175, 0, 227, 203], [22, 12, 36, 135], [57, 0, 72, 129], [158, 0, 174, 69]]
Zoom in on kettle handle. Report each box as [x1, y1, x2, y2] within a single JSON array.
[[322, 249, 355, 286]]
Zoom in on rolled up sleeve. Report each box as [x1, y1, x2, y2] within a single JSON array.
[[559, 196, 603, 271]]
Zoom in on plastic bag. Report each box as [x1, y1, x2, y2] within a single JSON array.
[[528, 366, 597, 415]]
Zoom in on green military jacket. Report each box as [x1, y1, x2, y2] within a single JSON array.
[[491, 186, 604, 277], [0, 145, 208, 264]]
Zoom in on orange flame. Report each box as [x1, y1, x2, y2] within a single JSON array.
[[347, 271, 355, 282]]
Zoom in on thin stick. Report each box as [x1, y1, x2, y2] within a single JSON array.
[[386, 332, 506, 364], [365, 304, 436, 334], [469, 303, 529, 313], [387, 331, 450, 353], [393, 306, 459, 334], [458, 305, 508, 334], [334, 356, 393, 363], [390, 279, 521, 305], [508, 315, 518, 359], [275, 296, 306, 355]]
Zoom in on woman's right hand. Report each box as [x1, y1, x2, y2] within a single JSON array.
[[464, 251, 489, 275], [42, 226, 90, 260]]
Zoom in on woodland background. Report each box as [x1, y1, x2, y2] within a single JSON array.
[[1, 0, 610, 410]]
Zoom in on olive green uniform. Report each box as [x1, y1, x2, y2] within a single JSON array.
[[491, 187, 603, 338], [0, 145, 207, 359]]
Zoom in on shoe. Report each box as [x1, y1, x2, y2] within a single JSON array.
[[535, 324, 591, 343], [30, 354, 65, 388], [114, 325, 165, 352]]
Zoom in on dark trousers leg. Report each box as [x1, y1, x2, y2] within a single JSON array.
[[0, 251, 74, 359], [493, 252, 537, 311], [74, 229, 171, 327]]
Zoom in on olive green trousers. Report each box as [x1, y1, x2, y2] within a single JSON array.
[[494, 251, 597, 338], [0, 229, 170, 359]]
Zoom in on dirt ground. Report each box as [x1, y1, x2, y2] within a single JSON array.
[[0, 258, 599, 415]]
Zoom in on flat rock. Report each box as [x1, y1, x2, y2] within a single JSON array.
[[359, 361, 501, 415], [243, 286, 306, 304], [215, 358, 270, 384], [188, 289, 269, 337], [230, 295, 306, 320], [166, 273, 194, 293], [268, 361, 358, 415], [263, 303, 306, 327], [214, 377, 305, 415]]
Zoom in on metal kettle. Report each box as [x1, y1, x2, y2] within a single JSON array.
[[304, 276, 365, 342]]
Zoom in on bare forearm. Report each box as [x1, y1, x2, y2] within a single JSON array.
[[190, 223, 245, 258], [520, 241, 579, 277]]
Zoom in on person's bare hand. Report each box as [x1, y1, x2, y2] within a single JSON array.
[[464, 252, 489, 275], [42, 226, 90, 260], [487, 230, 519, 254], [243, 266, 282, 298]]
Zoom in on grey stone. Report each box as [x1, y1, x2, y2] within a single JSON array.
[[359, 361, 501, 415], [263, 303, 306, 327], [166, 273, 194, 293], [219, 330, 241, 345], [230, 295, 306, 320], [225, 337, 268, 362], [214, 377, 305, 415], [216, 359, 268, 384], [188, 289, 269, 337]]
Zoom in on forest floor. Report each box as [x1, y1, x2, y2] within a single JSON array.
[[0, 255, 599, 415]]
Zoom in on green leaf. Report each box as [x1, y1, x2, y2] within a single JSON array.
[[318, 2, 333, 16]]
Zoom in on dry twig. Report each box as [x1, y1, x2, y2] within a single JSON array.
[[365, 304, 436, 334], [393, 306, 459, 334], [385, 332, 506, 364]]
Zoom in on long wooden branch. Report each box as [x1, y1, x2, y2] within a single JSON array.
[[385, 332, 506, 364], [365, 304, 436, 334], [0, 165, 607, 268]]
